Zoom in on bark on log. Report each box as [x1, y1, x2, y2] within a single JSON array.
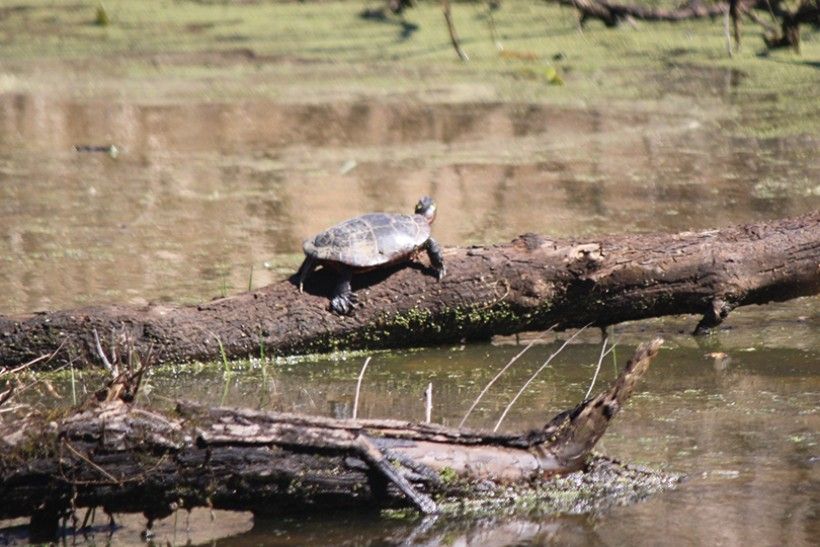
[[0, 341, 671, 540], [0, 214, 818, 370]]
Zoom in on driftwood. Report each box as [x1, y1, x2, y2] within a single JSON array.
[[553, 0, 818, 51], [561, 0, 732, 27], [0, 341, 672, 542], [0, 214, 817, 370]]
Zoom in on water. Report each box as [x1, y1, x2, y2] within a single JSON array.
[[1, 93, 818, 314], [0, 72, 818, 545]]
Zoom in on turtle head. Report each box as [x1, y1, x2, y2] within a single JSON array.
[[415, 196, 437, 224]]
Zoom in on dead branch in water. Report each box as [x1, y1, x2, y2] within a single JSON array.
[[0, 340, 670, 542], [442, 0, 470, 60], [0, 342, 66, 411]]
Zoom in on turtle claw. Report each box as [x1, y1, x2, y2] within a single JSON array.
[[331, 294, 356, 315]]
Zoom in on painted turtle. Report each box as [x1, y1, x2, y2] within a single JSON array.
[[297, 196, 446, 314]]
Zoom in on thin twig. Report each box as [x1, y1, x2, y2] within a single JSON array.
[[584, 336, 609, 400], [493, 324, 591, 432], [486, 0, 504, 51], [724, 10, 734, 56], [459, 325, 556, 428], [62, 439, 121, 484], [441, 0, 470, 61], [425, 382, 433, 424], [0, 354, 49, 378], [352, 356, 372, 420], [93, 328, 116, 377], [0, 339, 67, 378], [80, 506, 95, 530], [0, 341, 68, 408]]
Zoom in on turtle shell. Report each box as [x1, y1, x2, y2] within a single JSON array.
[[303, 213, 431, 268]]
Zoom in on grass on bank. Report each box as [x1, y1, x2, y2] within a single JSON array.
[[0, 1, 817, 136]]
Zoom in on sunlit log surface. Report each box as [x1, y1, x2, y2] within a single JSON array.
[[0, 341, 679, 542], [0, 214, 817, 369]]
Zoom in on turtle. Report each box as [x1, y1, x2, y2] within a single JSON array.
[[297, 196, 446, 315]]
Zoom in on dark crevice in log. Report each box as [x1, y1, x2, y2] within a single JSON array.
[[1, 214, 818, 370]]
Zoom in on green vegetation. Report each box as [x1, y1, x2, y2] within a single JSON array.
[[0, 1, 816, 136], [94, 3, 110, 27]]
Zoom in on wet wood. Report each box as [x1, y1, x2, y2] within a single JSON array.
[[0, 214, 818, 370], [0, 341, 661, 538]]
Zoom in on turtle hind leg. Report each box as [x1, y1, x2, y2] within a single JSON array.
[[297, 256, 317, 293], [424, 237, 446, 281], [330, 269, 357, 315]]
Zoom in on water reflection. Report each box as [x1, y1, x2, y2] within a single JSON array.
[[1, 93, 818, 314], [222, 513, 603, 546]]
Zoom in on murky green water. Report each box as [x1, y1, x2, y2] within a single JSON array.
[[0, 47, 818, 546]]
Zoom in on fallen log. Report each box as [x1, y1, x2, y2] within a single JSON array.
[[0, 214, 818, 370], [551, 0, 818, 51], [0, 340, 677, 542], [560, 0, 733, 27]]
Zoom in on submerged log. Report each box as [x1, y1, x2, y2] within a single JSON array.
[[0, 214, 818, 370], [0, 341, 674, 541]]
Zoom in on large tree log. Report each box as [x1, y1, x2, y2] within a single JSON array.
[[0, 341, 676, 541], [0, 214, 818, 370]]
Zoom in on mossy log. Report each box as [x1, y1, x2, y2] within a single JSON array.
[[0, 341, 673, 542], [0, 214, 818, 370]]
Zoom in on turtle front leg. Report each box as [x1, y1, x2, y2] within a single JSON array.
[[297, 256, 317, 293], [424, 238, 446, 281], [330, 269, 357, 315]]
